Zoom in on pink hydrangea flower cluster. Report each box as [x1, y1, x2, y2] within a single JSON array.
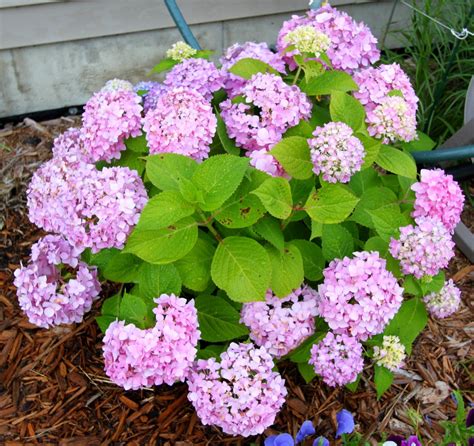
[[248, 149, 287, 177], [308, 122, 365, 183], [366, 96, 417, 143], [318, 251, 403, 341], [164, 58, 224, 101], [81, 85, 143, 162], [142, 83, 168, 114], [423, 279, 461, 319], [411, 168, 464, 232], [14, 235, 100, 328], [220, 42, 286, 96], [309, 332, 364, 387], [220, 72, 311, 151], [389, 217, 455, 279], [353, 63, 419, 113], [51, 127, 89, 163], [28, 160, 148, 253], [103, 294, 200, 390], [240, 286, 320, 358], [277, 5, 380, 72], [143, 87, 217, 161], [187, 342, 287, 437]]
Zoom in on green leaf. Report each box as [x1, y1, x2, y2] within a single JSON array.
[[195, 49, 215, 59], [102, 294, 121, 317], [349, 168, 381, 197], [305, 184, 359, 224], [197, 344, 228, 360], [387, 89, 404, 98], [146, 153, 198, 192], [192, 155, 249, 211], [270, 136, 313, 180], [321, 224, 354, 261], [310, 220, 323, 240], [368, 205, 404, 240], [310, 104, 331, 127], [86, 248, 121, 271], [400, 131, 436, 152], [195, 295, 249, 342], [403, 275, 423, 297], [329, 91, 366, 132], [215, 178, 266, 229], [149, 57, 178, 74], [384, 297, 428, 354], [358, 134, 381, 169], [119, 293, 155, 329], [288, 239, 325, 281], [211, 236, 271, 302], [124, 217, 198, 264], [125, 134, 148, 153], [420, 271, 445, 295], [345, 374, 361, 392], [135, 263, 181, 299], [252, 177, 293, 219], [175, 235, 215, 292], [364, 236, 389, 256], [136, 191, 195, 230], [288, 328, 327, 363], [215, 110, 240, 155], [102, 253, 143, 283], [297, 362, 317, 384], [351, 187, 398, 228], [112, 148, 145, 175], [228, 57, 278, 79], [374, 365, 394, 399], [252, 217, 285, 250], [376, 145, 417, 179], [266, 244, 304, 297], [96, 316, 116, 333], [300, 70, 358, 96], [284, 120, 314, 138]]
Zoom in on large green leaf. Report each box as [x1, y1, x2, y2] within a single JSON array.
[[348, 168, 381, 197], [125, 134, 148, 153], [400, 131, 436, 152], [351, 187, 398, 228], [321, 224, 354, 261], [195, 295, 249, 342], [215, 110, 240, 155], [228, 57, 278, 79], [149, 57, 178, 74], [124, 217, 198, 264], [300, 70, 358, 96], [358, 134, 381, 169], [252, 177, 293, 219], [146, 153, 197, 191], [211, 236, 271, 302], [136, 191, 195, 230], [374, 365, 394, 399], [329, 91, 366, 132], [102, 252, 143, 283], [305, 184, 359, 224], [119, 293, 155, 329], [192, 155, 249, 211], [384, 297, 428, 354], [369, 205, 404, 240], [297, 362, 317, 384], [288, 239, 325, 281], [270, 136, 313, 180], [175, 235, 215, 292], [266, 244, 304, 297], [251, 217, 285, 250], [376, 145, 417, 179], [135, 263, 182, 299]]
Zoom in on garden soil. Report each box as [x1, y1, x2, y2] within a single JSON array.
[[0, 119, 472, 445]]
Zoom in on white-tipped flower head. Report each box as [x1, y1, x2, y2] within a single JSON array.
[[373, 335, 406, 372], [166, 41, 197, 61], [284, 25, 331, 57]]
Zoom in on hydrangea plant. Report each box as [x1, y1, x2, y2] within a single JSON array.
[[14, 2, 465, 438]]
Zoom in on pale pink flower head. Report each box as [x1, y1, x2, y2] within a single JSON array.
[[309, 121, 365, 183], [309, 331, 364, 387], [412, 168, 464, 232], [102, 294, 200, 390], [277, 5, 380, 72], [143, 87, 216, 161], [389, 217, 455, 279], [220, 72, 311, 151], [51, 128, 89, 164], [187, 342, 287, 437], [164, 58, 224, 101], [318, 251, 403, 341], [14, 235, 100, 328], [241, 286, 320, 358], [248, 149, 287, 177], [220, 41, 286, 97], [80, 85, 143, 162], [423, 279, 461, 319]]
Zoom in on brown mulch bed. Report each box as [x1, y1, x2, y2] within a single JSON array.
[[0, 120, 473, 446]]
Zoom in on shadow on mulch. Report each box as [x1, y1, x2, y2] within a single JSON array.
[[0, 120, 473, 446]]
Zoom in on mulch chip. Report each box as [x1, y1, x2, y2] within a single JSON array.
[[0, 119, 472, 445]]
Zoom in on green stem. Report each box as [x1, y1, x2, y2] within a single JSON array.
[[292, 65, 302, 85], [198, 209, 222, 242]]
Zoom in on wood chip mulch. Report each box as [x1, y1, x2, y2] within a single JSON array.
[[0, 120, 473, 446]]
